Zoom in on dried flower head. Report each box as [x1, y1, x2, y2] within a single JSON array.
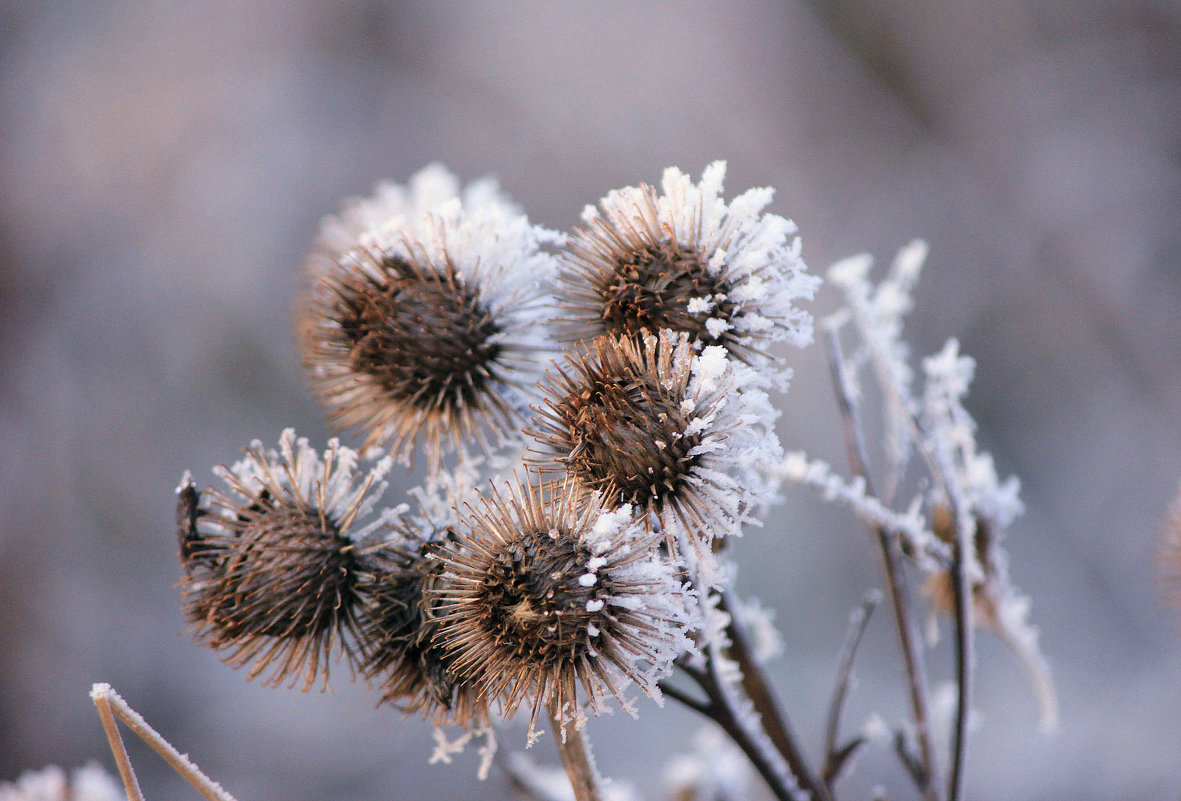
[[531, 331, 781, 564], [555, 161, 818, 379], [177, 430, 394, 689], [357, 521, 485, 725], [298, 165, 562, 467], [433, 477, 692, 727]]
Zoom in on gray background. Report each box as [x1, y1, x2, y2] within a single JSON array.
[[2, 2, 1180, 799]]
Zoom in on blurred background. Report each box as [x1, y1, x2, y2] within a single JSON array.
[[2, 2, 1180, 799]]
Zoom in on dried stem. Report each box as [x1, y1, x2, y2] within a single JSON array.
[[664, 659, 800, 801], [90, 683, 238, 801], [946, 518, 973, 801], [824, 329, 938, 800], [717, 589, 830, 801], [548, 703, 603, 801], [822, 593, 878, 785], [93, 687, 145, 801]]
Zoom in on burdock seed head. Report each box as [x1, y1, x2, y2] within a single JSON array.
[[176, 430, 395, 690], [431, 476, 692, 728], [554, 161, 819, 383], [298, 165, 563, 468], [530, 331, 783, 566], [355, 510, 486, 726]]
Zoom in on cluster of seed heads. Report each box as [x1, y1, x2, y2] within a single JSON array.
[[177, 162, 815, 729]]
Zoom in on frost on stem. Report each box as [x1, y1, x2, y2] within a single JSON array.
[[797, 243, 1056, 731]]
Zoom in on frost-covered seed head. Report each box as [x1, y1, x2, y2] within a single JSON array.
[[532, 334, 701, 521], [298, 165, 562, 467], [555, 161, 818, 376], [177, 431, 392, 689], [433, 477, 690, 725], [530, 331, 780, 564]]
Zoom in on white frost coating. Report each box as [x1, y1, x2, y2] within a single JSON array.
[[687, 295, 714, 314], [585, 599, 605, 612], [774, 451, 951, 568], [737, 597, 784, 663], [826, 241, 928, 488], [705, 316, 733, 339], [578, 573, 598, 587], [207, 428, 396, 542], [918, 339, 1056, 729]]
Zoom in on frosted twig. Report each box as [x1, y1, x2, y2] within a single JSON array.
[[90, 684, 238, 801], [824, 330, 938, 801], [717, 589, 827, 801], [821, 592, 879, 786]]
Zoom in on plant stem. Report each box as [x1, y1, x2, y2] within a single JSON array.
[[717, 589, 830, 801], [91, 683, 238, 801], [822, 593, 878, 785], [947, 520, 972, 801], [548, 704, 602, 801], [664, 664, 800, 801], [825, 329, 938, 800]]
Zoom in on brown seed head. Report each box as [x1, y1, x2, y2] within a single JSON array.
[[356, 528, 486, 726], [177, 432, 390, 689], [432, 478, 688, 725], [300, 248, 520, 466], [531, 333, 714, 534]]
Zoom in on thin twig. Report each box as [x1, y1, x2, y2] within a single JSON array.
[[548, 702, 602, 801], [822, 593, 879, 783], [93, 687, 145, 801], [824, 329, 938, 801], [658, 678, 713, 716], [90, 683, 239, 801], [670, 657, 802, 801], [717, 589, 830, 801], [946, 516, 972, 801]]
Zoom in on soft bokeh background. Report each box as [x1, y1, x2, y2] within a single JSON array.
[[2, 2, 1180, 799]]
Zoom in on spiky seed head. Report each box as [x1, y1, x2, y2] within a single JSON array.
[[534, 334, 700, 520], [432, 477, 691, 727], [298, 167, 563, 468], [301, 249, 517, 464], [554, 161, 818, 379], [529, 331, 783, 570], [177, 430, 393, 689], [356, 527, 486, 726]]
